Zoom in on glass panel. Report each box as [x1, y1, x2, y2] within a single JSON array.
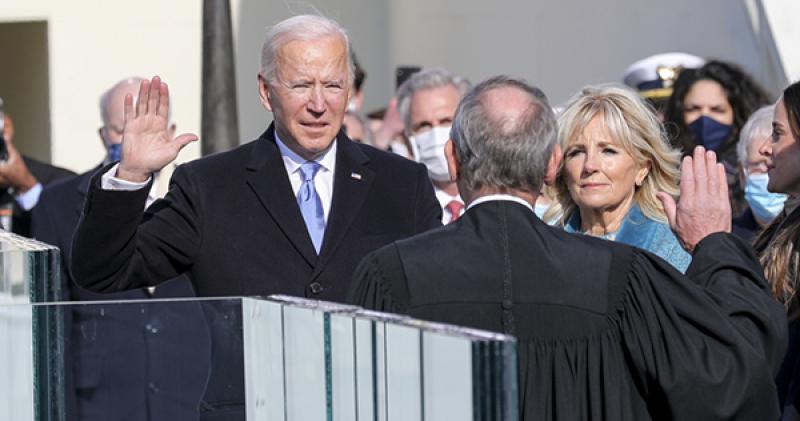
[[384, 324, 422, 421], [0, 302, 34, 421], [421, 331, 472, 420], [0, 231, 60, 304], [352, 316, 376, 421], [329, 312, 356, 421], [0, 295, 517, 420], [242, 297, 285, 420], [22, 298, 244, 420]]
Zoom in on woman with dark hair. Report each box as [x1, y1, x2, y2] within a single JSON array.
[[663, 60, 771, 215], [754, 80, 800, 419]]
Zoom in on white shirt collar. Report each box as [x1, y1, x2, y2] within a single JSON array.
[[434, 187, 463, 207], [274, 130, 337, 173], [467, 194, 534, 212]]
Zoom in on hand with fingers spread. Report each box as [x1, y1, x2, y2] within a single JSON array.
[[117, 76, 198, 183], [657, 146, 732, 253]]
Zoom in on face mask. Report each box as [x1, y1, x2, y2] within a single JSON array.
[[107, 143, 122, 163], [744, 172, 787, 223], [409, 126, 451, 182], [687, 115, 733, 152]]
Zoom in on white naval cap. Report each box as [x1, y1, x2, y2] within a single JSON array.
[[623, 52, 706, 99]]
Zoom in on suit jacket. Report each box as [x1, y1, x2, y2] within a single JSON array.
[[0, 155, 75, 237], [32, 167, 212, 421], [349, 199, 786, 420], [71, 124, 442, 301]]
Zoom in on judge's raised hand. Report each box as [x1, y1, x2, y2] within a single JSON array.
[[657, 146, 732, 253], [116, 76, 197, 183]]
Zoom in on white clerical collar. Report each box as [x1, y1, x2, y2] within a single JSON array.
[[274, 130, 337, 173], [467, 194, 534, 212]]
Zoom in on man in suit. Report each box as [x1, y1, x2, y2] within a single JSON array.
[[348, 76, 786, 419], [397, 68, 471, 223], [32, 78, 211, 420], [0, 113, 75, 236], [70, 14, 441, 302]]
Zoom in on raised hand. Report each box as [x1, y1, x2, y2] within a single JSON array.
[[657, 146, 732, 253], [117, 76, 198, 182]]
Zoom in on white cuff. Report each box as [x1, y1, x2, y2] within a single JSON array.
[[100, 163, 151, 191], [14, 183, 43, 211]]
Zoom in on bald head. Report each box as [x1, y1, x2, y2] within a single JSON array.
[[100, 77, 146, 126], [481, 86, 543, 135], [449, 76, 556, 196]]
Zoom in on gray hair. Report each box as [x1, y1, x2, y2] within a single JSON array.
[[449, 75, 556, 195], [737, 105, 775, 169], [260, 15, 353, 84], [396, 68, 472, 135], [99, 77, 147, 124]]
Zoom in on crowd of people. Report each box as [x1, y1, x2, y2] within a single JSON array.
[[2, 12, 799, 421]]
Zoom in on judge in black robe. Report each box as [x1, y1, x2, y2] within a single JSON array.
[[348, 76, 787, 420]]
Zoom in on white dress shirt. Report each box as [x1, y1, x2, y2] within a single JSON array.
[[434, 187, 464, 224], [100, 166, 169, 209], [101, 133, 338, 221], [14, 183, 43, 211], [274, 133, 336, 223]]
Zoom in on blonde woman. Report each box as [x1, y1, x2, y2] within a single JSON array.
[[547, 85, 691, 272]]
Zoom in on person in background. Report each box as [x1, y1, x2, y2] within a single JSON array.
[[343, 109, 374, 146], [349, 75, 786, 420], [622, 52, 705, 119], [31, 77, 210, 421], [753, 81, 800, 419], [396, 68, 471, 223], [733, 105, 787, 242], [546, 85, 690, 272], [663, 60, 771, 215], [348, 52, 367, 113], [0, 112, 74, 236]]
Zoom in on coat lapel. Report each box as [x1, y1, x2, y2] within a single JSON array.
[[74, 166, 100, 219], [312, 133, 374, 279], [245, 125, 318, 267]]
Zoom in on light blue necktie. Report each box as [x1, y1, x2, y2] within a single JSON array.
[[297, 161, 325, 253]]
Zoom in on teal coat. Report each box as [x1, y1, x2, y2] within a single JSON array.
[[565, 204, 691, 273]]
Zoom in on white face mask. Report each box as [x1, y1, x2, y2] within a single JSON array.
[[409, 126, 452, 182]]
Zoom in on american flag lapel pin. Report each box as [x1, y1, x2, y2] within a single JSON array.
[[351, 172, 362, 180]]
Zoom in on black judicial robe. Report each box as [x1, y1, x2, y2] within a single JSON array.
[[349, 200, 787, 420]]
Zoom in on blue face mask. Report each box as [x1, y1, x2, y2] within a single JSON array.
[[107, 143, 122, 163], [744, 172, 787, 223], [688, 115, 733, 151]]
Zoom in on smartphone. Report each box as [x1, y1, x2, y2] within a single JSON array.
[[0, 98, 7, 161], [395, 66, 422, 90]]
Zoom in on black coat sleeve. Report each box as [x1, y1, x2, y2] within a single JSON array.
[[620, 232, 787, 420], [71, 164, 202, 293]]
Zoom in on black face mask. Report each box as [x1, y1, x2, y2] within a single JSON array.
[[687, 115, 733, 151]]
